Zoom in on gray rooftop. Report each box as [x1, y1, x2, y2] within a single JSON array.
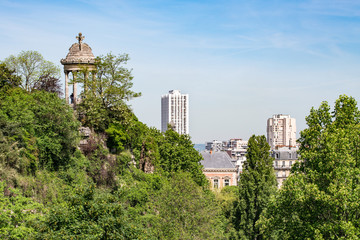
[[200, 151, 236, 169], [271, 149, 298, 160]]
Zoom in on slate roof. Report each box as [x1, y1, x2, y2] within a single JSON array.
[[200, 151, 236, 169], [271, 149, 298, 160]]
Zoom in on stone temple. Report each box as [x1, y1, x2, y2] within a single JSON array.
[[61, 33, 96, 105]]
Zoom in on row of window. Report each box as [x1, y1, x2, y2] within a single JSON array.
[[213, 179, 230, 188], [276, 171, 287, 177], [274, 161, 293, 167], [274, 153, 295, 159]]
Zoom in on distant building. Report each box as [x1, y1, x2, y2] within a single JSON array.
[[271, 147, 299, 187], [200, 151, 238, 190], [161, 90, 189, 135], [225, 139, 248, 160], [204, 138, 248, 178], [267, 114, 296, 150], [205, 140, 223, 152]]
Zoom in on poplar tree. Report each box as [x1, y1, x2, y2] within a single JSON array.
[[259, 95, 360, 239], [233, 135, 277, 240]]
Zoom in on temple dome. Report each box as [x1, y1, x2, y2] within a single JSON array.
[[61, 33, 96, 71], [61, 42, 95, 64]]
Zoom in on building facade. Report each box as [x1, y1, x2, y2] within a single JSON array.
[[161, 90, 189, 135], [271, 147, 299, 187], [200, 151, 238, 190], [267, 114, 296, 150], [205, 140, 223, 152]]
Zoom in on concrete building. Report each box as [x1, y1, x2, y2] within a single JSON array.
[[161, 90, 189, 135], [205, 140, 224, 152], [267, 114, 296, 150], [271, 147, 299, 187], [200, 151, 238, 190]]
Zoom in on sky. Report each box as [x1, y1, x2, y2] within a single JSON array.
[[1, 0, 360, 143]]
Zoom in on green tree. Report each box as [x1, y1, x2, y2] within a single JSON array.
[[0, 63, 21, 91], [233, 135, 277, 240], [149, 172, 225, 240], [0, 89, 79, 172], [77, 53, 141, 132], [158, 129, 207, 186], [2, 50, 60, 92], [259, 95, 360, 239]]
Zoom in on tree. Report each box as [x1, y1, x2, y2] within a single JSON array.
[[259, 95, 360, 239], [2, 50, 60, 92], [32, 74, 62, 96], [77, 53, 141, 132], [233, 135, 277, 240], [0, 88, 80, 172], [0, 63, 21, 91], [149, 172, 225, 239], [158, 129, 208, 187]]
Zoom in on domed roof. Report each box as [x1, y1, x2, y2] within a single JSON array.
[[61, 33, 96, 65]]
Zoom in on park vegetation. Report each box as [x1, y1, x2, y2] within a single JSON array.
[[1, 50, 360, 239]]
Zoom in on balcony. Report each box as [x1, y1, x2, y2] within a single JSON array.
[[273, 165, 291, 170]]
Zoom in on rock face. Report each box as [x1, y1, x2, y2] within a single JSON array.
[[139, 142, 155, 173], [79, 125, 154, 174], [79, 126, 92, 147]]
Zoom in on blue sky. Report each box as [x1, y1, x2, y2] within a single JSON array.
[[1, 0, 360, 143]]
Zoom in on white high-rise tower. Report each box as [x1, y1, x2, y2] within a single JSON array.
[[267, 114, 296, 149], [161, 90, 189, 135]]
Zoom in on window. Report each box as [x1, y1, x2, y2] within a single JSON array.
[[289, 161, 292, 166], [282, 161, 285, 167], [224, 179, 230, 187], [213, 179, 219, 189]]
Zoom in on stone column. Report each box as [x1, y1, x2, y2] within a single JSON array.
[[73, 71, 77, 105], [65, 71, 69, 104], [84, 71, 88, 94], [92, 71, 96, 84]]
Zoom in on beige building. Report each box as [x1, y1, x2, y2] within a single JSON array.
[[272, 147, 298, 187], [267, 114, 296, 150], [200, 151, 237, 190]]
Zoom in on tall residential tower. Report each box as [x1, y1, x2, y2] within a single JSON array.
[[267, 114, 296, 149], [161, 90, 189, 135]]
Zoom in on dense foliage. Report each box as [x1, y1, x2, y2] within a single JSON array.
[[0, 51, 227, 239], [77, 53, 141, 132], [259, 95, 360, 239], [0, 63, 21, 91], [233, 135, 277, 240], [3, 49, 360, 239], [0, 88, 79, 172]]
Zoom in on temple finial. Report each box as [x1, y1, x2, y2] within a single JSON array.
[[76, 33, 85, 50]]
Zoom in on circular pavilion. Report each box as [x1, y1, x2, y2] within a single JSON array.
[[61, 33, 96, 104]]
